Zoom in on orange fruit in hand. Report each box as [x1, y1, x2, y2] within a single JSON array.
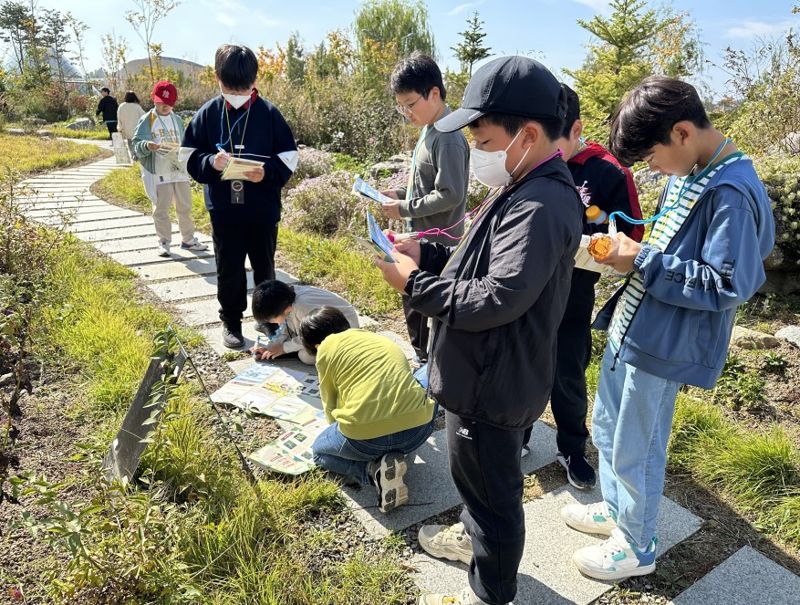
[[588, 235, 612, 261]]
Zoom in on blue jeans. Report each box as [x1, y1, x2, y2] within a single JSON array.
[[592, 343, 682, 549], [312, 407, 436, 485]]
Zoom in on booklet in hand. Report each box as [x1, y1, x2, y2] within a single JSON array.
[[221, 157, 264, 181], [353, 176, 392, 205], [355, 211, 396, 263]]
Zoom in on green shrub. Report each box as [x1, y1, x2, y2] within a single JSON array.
[[756, 156, 800, 266], [284, 170, 374, 237], [286, 146, 336, 190]]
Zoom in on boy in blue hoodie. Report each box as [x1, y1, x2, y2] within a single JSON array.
[[560, 76, 774, 581]]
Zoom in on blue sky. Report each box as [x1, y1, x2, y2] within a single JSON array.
[[30, 0, 800, 99]]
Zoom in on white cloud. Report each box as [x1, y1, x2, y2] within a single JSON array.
[[446, 2, 484, 17], [216, 13, 237, 27], [254, 12, 281, 28], [725, 19, 796, 39], [569, 0, 610, 12]]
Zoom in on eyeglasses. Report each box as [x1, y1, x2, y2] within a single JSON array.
[[395, 95, 424, 116]]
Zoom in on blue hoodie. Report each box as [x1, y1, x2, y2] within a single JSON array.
[[593, 157, 775, 389]]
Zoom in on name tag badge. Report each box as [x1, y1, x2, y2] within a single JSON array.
[[234, 144, 245, 150], [231, 179, 245, 205]]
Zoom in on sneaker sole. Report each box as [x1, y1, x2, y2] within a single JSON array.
[[377, 455, 408, 513], [574, 559, 656, 581], [561, 514, 616, 537], [418, 538, 472, 565], [557, 454, 597, 491]]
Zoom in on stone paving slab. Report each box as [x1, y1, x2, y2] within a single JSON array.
[[415, 486, 703, 605], [94, 235, 175, 254], [74, 224, 171, 242], [130, 256, 221, 281], [670, 546, 800, 605], [377, 330, 416, 360], [110, 242, 215, 266], [16, 196, 107, 206], [24, 207, 138, 220], [148, 272, 255, 302], [342, 422, 559, 539], [67, 216, 154, 233]]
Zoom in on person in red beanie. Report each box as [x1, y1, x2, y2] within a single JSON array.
[[132, 80, 208, 257]]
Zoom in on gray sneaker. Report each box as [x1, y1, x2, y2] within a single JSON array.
[[222, 324, 244, 349], [417, 522, 473, 565], [368, 452, 408, 513]]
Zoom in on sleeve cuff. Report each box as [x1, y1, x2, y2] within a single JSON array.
[[634, 244, 652, 273], [398, 200, 413, 218], [404, 269, 420, 296]]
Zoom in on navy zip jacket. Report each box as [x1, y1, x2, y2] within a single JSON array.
[[183, 95, 297, 225], [405, 157, 583, 429]]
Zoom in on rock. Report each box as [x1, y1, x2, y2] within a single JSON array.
[[6, 128, 26, 135], [23, 117, 46, 126], [762, 270, 800, 295], [776, 325, 800, 348], [36, 129, 53, 137], [370, 159, 407, 179], [731, 326, 780, 349], [66, 117, 94, 131]]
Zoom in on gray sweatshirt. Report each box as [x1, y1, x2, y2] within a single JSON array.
[[393, 106, 469, 244]]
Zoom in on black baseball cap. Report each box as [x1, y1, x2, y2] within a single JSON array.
[[435, 55, 566, 133]]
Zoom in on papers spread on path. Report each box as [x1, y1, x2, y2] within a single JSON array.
[[353, 176, 392, 205], [211, 361, 326, 475], [575, 235, 622, 276], [355, 211, 396, 263], [221, 156, 264, 181]]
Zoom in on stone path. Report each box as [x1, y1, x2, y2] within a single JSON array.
[[16, 151, 800, 604]]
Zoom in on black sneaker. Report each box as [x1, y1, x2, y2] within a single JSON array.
[[557, 452, 597, 490], [222, 324, 245, 349]]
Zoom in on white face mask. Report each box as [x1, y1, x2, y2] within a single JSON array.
[[220, 87, 251, 109], [470, 129, 530, 188]]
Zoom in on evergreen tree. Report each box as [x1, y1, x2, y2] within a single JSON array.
[[565, 0, 700, 140], [451, 11, 491, 76]]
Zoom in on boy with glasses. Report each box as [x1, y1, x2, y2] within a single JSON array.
[[381, 51, 469, 364]]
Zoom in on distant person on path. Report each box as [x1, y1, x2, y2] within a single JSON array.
[[117, 91, 145, 160], [251, 280, 359, 365], [560, 77, 775, 582], [183, 44, 298, 350], [132, 80, 208, 258], [381, 52, 469, 365], [96, 87, 118, 139], [376, 56, 583, 605], [302, 306, 436, 513], [524, 83, 644, 490]]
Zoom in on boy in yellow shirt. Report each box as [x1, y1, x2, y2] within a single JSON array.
[[302, 307, 436, 513]]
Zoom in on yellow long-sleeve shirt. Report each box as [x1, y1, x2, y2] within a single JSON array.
[[316, 330, 434, 440]]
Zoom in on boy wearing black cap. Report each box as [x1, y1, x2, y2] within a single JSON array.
[[376, 56, 583, 605]]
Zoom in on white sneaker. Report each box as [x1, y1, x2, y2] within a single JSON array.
[[572, 527, 657, 581], [157, 240, 171, 257], [418, 521, 473, 565], [418, 586, 489, 605], [560, 501, 617, 536], [180, 237, 209, 251], [367, 452, 408, 513]]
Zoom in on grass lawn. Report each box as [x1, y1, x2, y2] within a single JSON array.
[[0, 133, 104, 177]]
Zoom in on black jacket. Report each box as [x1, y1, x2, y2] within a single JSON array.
[[405, 157, 583, 429], [96, 95, 118, 122], [183, 95, 296, 225]]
